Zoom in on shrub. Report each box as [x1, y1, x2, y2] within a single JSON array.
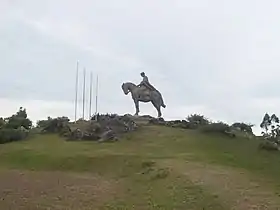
[[200, 122, 231, 135], [0, 107, 32, 144], [187, 121, 200, 129], [171, 121, 199, 129], [0, 117, 4, 128], [258, 141, 279, 151], [231, 122, 254, 133], [148, 118, 165, 125], [59, 125, 72, 137], [141, 161, 156, 169], [186, 114, 209, 126], [152, 168, 170, 180], [39, 116, 70, 133], [141, 161, 156, 174], [4, 107, 32, 130], [0, 128, 28, 144]]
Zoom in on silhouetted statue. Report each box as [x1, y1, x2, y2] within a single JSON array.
[[121, 72, 166, 118]]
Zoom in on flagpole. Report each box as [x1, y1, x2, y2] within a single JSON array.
[[95, 74, 99, 114], [82, 67, 86, 120], [89, 71, 93, 119], [74, 61, 79, 123]]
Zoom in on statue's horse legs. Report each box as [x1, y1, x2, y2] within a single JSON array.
[[151, 100, 162, 118], [126, 85, 164, 118], [134, 99, 140, 116]]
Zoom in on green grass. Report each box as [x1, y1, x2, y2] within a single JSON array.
[[1, 125, 280, 209]]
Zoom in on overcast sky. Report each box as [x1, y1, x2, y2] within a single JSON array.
[[1, 0, 280, 134]]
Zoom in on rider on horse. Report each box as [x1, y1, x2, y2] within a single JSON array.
[[138, 72, 166, 108], [138, 72, 156, 91]]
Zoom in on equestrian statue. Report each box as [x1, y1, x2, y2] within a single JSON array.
[[121, 72, 166, 118]]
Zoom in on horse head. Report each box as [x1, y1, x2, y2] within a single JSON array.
[[121, 82, 129, 95]]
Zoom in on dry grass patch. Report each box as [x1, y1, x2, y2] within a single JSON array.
[[162, 159, 280, 210], [0, 169, 119, 210]]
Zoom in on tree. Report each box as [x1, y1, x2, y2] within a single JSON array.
[[0, 107, 32, 144], [260, 113, 280, 139], [4, 107, 32, 130]]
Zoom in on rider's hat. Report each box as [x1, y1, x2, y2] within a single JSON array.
[[140, 72, 145, 75]]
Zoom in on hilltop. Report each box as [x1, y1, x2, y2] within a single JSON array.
[[1, 124, 280, 209]]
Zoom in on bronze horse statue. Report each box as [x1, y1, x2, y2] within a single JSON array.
[[121, 82, 166, 118]]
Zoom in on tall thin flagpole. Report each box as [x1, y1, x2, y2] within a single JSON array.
[[95, 74, 99, 114], [74, 61, 79, 123], [82, 67, 86, 120], [89, 71, 93, 119]]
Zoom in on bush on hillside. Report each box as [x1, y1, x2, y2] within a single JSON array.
[[149, 117, 166, 125], [0, 117, 4, 128], [36, 117, 52, 129], [186, 114, 209, 126], [258, 141, 279, 151], [200, 122, 234, 137], [231, 122, 254, 133], [0, 128, 29, 144], [4, 107, 32, 130], [0, 107, 32, 144], [38, 116, 70, 133], [166, 120, 193, 129]]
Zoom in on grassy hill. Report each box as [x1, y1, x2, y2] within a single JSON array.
[[1, 125, 280, 209]]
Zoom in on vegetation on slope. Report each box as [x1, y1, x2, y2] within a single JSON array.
[[1, 125, 280, 209], [1, 108, 280, 209], [0, 107, 32, 144]]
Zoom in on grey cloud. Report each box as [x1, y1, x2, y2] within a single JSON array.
[[1, 0, 280, 133]]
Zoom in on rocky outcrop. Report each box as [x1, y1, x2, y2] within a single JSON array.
[[64, 114, 138, 142]]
